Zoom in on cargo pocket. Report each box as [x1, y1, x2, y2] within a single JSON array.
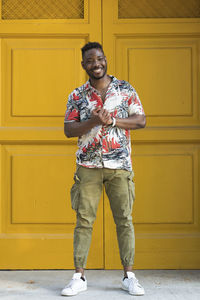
[[128, 171, 135, 210], [70, 173, 81, 211]]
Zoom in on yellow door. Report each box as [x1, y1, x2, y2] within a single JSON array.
[[103, 0, 200, 269], [0, 0, 103, 269], [0, 0, 200, 270]]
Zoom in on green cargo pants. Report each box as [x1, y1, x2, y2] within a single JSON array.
[[70, 164, 135, 268]]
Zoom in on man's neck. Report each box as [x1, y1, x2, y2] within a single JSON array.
[[89, 75, 111, 91]]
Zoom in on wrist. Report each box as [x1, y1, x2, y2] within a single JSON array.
[[89, 117, 101, 127]]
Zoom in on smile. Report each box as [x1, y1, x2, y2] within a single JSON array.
[[92, 68, 103, 74]]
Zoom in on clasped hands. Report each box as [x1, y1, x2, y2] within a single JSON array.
[[91, 107, 113, 126]]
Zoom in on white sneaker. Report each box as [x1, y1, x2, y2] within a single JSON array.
[[122, 272, 145, 296], [61, 273, 87, 296]]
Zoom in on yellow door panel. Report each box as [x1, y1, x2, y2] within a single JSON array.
[[103, 0, 200, 269], [1, 145, 104, 268], [133, 154, 193, 224], [12, 44, 81, 117], [104, 143, 200, 269], [11, 152, 76, 224], [129, 47, 192, 116], [2, 0, 85, 20], [0, 0, 103, 269], [2, 38, 86, 127], [115, 36, 199, 127]]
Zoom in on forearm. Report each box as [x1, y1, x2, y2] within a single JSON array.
[[115, 114, 146, 130], [64, 119, 97, 138]]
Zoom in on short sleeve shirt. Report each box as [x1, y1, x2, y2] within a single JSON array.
[[64, 76, 145, 171]]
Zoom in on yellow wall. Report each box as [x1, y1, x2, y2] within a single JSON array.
[[0, 0, 199, 269]]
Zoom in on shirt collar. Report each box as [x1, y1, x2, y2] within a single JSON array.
[[84, 75, 120, 92]]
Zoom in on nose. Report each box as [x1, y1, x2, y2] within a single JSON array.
[[92, 59, 100, 68]]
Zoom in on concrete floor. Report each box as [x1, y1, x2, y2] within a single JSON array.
[[0, 270, 199, 300]]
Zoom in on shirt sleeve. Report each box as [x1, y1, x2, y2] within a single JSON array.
[[64, 92, 80, 123], [127, 85, 145, 116]]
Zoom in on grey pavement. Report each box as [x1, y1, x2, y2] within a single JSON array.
[[0, 270, 200, 300]]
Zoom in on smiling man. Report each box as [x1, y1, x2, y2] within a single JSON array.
[[62, 42, 146, 296]]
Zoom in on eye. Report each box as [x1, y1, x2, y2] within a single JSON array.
[[85, 57, 105, 64]]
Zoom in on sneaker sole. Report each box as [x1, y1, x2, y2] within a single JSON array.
[[121, 285, 145, 296], [61, 287, 87, 296]]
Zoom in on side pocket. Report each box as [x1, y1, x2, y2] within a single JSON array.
[[70, 173, 80, 211], [128, 171, 135, 210]]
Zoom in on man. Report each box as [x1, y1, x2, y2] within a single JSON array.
[[62, 42, 146, 296]]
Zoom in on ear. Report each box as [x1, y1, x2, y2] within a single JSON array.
[[81, 61, 85, 70]]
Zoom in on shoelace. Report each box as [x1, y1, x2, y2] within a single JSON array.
[[67, 278, 78, 288], [66, 276, 85, 289]]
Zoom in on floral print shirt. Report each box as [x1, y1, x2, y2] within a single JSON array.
[[64, 76, 145, 171]]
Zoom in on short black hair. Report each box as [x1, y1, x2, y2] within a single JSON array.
[[81, 42, 104, 58]]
